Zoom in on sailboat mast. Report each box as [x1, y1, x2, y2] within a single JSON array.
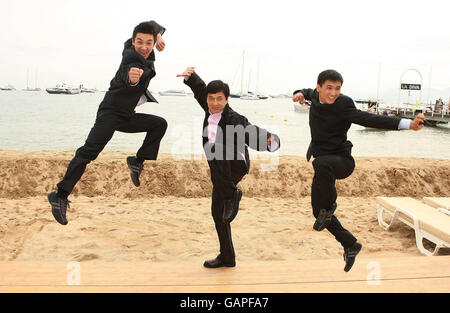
[[240, 51, 245, 96], [256, 59, 260, 95], [376, 63, 381, 102], [248, 69, 252, 94], [26, 68, 30, 89], [376, 63, 381, 113], [427, 66, 432, 105]]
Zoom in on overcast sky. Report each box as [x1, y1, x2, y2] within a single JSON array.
[[1, 0, 449, 102]]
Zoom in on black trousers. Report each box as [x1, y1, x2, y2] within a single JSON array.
[[311, 154, 357, 249], [57, 111, 167, 195], [208, 159, 246, 260]]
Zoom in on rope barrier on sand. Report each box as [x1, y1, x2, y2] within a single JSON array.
[[1, 275, 449, 288]]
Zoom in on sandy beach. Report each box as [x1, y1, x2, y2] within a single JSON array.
[[1, 150, 449, 264]]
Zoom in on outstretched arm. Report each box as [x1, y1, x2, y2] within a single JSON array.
[[293, 88, 316, 103], [177, 67, 208, 112], [240, 116, 280, 152], [342, 99, 426, 131]]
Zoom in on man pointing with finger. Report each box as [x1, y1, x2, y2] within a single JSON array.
[[48, 21, 168, 225]]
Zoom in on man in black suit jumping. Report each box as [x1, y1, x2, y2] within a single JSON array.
[[178, 67, 280, 268], [293, 69, 425, 272], [48, 21, 168, 225]]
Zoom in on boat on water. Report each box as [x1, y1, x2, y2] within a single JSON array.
[[81, 88, 97, 93], [355, 99, 378, 109], [79, 84, 97, 93], [46, 83, 80, 94], [23, 69, 41, 91], [158, 90, 188, 96], [240, 64, 265, 101], [355, 99, 376, 104], [230, 90, 243, 98], [23, 87, 41, 91], [240, 94, 259, 100], [270, 94, 291, 99], [231, 52, 269, 101], [0, 85, 16, 91], [232, 92, 267, 99], [230, 51, 246, 99], [240, 92, 259, 100]]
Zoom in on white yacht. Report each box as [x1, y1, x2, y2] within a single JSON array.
[[23, 69, 41, 91], [46, 83, 80, 94], [79, 84, 97, 93], [158, 90, 188, 96], [270, 94, 291, 99], [240, 93, 260, 100], [0, 85, 16, 91]]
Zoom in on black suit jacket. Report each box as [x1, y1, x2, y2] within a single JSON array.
[[98, 21, 165, 117], [293, 88, 401, 160], [185, 72, 280, 174]]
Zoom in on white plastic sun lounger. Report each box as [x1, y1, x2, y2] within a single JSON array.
[[422, 197, 450, 216], [376, 197, 450, 256]]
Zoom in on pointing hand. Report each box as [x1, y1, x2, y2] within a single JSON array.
[[177, 67, 196, 78]]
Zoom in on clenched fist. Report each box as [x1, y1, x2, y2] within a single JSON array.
[[156, 33, 165, 52], [129, 67, 144, 85]]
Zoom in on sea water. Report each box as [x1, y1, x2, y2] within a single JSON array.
[[0, 90, 449, 159]]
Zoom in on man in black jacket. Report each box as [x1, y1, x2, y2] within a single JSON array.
[[48, 21, 168, 225], [177, 67, 280, 268], [293, 69, 425, 272]]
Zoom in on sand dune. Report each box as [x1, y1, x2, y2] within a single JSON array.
[[1, 150, 449, 199]]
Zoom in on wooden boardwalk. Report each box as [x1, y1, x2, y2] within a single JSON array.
[[1, 256, 449, 293]]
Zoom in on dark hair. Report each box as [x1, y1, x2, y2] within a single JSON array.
[[317, 69, 344, 86], [206, 80, 230, 99], [132, 21, 158, 40]]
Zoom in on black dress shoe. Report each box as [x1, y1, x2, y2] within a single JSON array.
[[223, 189, 242, 223], [48, 191, 70, 225], [313, 202, 337, 231], [127, 156, 143, 187], [203, 255, 236, 268], [344, 242, 362, 272]]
